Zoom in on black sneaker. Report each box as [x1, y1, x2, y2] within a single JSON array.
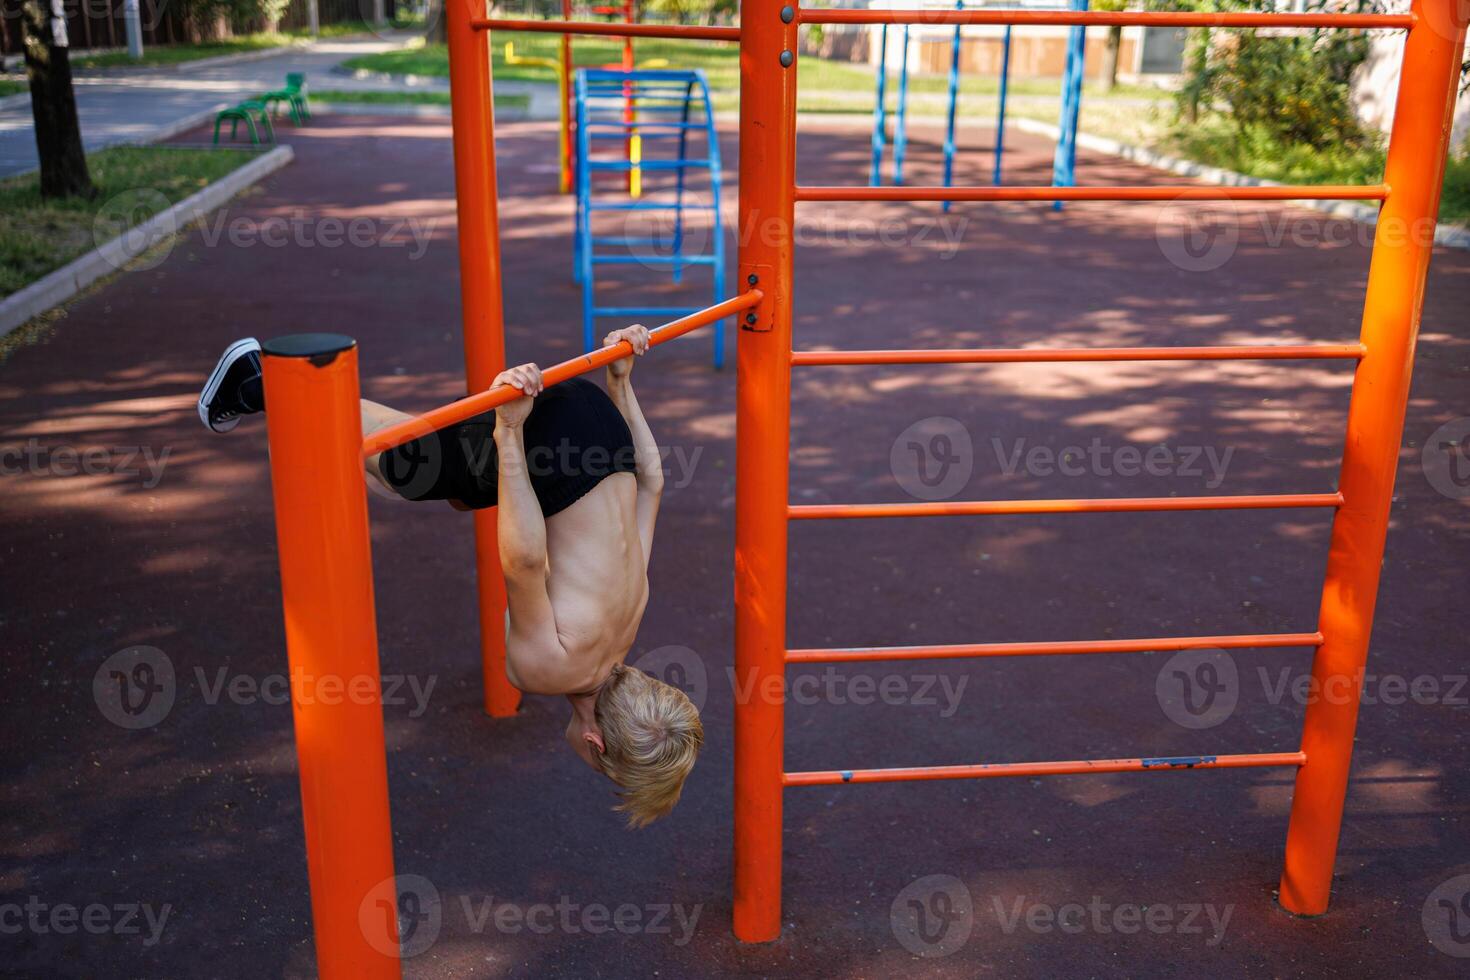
[[198, 338, 263, 433]]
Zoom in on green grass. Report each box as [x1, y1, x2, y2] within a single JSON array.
[[344, 33, 1169, 104], [1441, 153, 1470, 226], [308, 88, 530, 111], [73, 34, 299, 70], [1165, 117, 1470, 225], [0, 78, 25, 97], [0, 145, 255, 298]]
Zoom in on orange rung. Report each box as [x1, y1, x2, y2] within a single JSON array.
[[790, 344, 1367, 366], [361, 294, 759, 458], [786, 631, 1324, 665], [472, 18, 740, 41], [795, 184, 1389, 203], [800, 9, 1413, 29], [784, 752, 1309, 787], [787, 492, 1343, 520]]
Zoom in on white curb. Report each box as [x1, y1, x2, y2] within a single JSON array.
[[0, 143, 295, 339], [1011, 116, 1470, 250]]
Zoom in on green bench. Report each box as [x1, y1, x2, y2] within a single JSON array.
[[263, 72, 311, 127], [213, 99, 275, 146], [211, 73, 310, 146]]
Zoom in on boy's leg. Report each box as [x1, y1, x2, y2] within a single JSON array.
[[360, 399, 414, 493], [200, 338, 465, 508]]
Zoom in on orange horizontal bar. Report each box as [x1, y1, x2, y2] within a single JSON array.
[[800, 10, 1412, 29], [783, 752, 1308, 787], [472, 18, 741, 40], [795, 184, 1388, 203], [788, 492, 1343, 520], [786, 631, 1323, 664], [791, 344, 1366, 366], [362, 292, 760, 457]]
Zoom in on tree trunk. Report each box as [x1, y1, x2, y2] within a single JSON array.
[[22, 0, 95, 200], [1101, 25, 1121, 93], [426, 0, 447, 44]]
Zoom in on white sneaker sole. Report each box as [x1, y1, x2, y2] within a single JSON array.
[[198, 337, 261, 432]]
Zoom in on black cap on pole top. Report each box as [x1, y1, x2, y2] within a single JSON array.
[[262, 334, 356, 367]]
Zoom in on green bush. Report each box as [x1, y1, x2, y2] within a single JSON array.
[[1176, 1, 1376, 150]]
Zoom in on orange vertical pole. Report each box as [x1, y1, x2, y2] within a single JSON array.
[[1279, 0, 1467, 916], [447, 0, 521, 718], [261, 335, 400, 979], [560, 0, 574, 194], [732, 0, 797, 944]]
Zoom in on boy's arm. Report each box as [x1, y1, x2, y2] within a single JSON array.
[[603, 326, 663, 563], [492, 364, 575, 694]]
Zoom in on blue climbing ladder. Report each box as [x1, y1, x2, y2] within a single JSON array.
[[871, 0, 1086, 208], [574, 68, 727, 369]]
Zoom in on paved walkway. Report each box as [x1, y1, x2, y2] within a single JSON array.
[[0, 33, 563, 176]]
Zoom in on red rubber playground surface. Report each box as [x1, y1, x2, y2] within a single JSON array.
[[2, 114, 1469, 977]]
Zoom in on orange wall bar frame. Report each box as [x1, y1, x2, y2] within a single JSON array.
[[732, 0, 796, 944], [262, 336, 400, 979], [447, 0, 520, 718], [1278, 0, 1468, 916]]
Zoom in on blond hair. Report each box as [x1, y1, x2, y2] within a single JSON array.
[[594, 664, 704, 828]]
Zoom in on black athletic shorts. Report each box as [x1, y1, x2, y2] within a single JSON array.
[[379, 377, 637, 516]]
